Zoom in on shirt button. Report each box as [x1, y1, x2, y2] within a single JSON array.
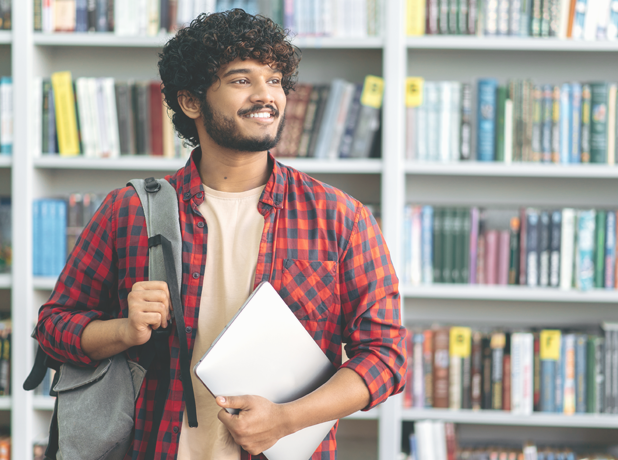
[[184, 192, 190, 199], [197, 221, 204, 228], [192, 272, 199, 279], [173, 426, 179, 434], [185, 326, 192, 334], [196, 192, 203, 198]]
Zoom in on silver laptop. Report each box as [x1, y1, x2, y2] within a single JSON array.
[[193, 281, 337, 460]]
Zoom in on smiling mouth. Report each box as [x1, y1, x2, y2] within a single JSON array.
[[245, 112, 274, 119]]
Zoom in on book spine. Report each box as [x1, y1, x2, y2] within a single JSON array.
[[458, 0, 468, 34], [570, 82, 582, 163], [551, 85, 561, 163], [451, 208, 463, 283], [449, 354, 462, 409], [526, 208, 540, 287], [433, 327, 450, 408], [530, 85, 542, 162], [471, 331, 483, 410], [587, 336, 597, 413], [605, 327, 614, 412], [555, 335, 565, 413], [609, 83, 617, 166], [523, 333, 534, 414], [541, 361, 556, 412], [477, 78, 498, 162], [460, 83, 472, 160], [497, 229, 510, 285], [518, 206, 527, 285], [442, 208, 454, 283], [462, 352, 472, 409], [563, 334, 576, 415], [520, 0, 532, 36], [450, 82, 461, 161], [96, 0, 108, 31], [509, 0, 521, 34], [541, 84, 552, 163], [483, 0, 498, 34], [549, 209, 562, 287], [439, 82, 451, 162], [531, 0, 542, 36], [461, 209, 471, 283], [504, 98, 513, 163], [560, 208, 576, 290], [595, 210, 607, 289], [448, 0, 459, 33], [533, 332, 541, 411], [575, 334, 587, 413], [495, 85, 507, 162], [609, 0, 618, 39], [581, 84, 592, 163], [491, 332, 505, 410], [468, 207, 479, 284], [596, 336, 605, 413], [511, 333, 522, 413], [538, 210, 550, 287], [497, 0, 509, 34], [549, 0, 560, 35], [467, 0, 477, 34], [559, 83, 571, 164], [425, 82, 440, 161], [432, 207, 443, 283], [590, 82, 609, 164], [482, 335, 492, 409], [508, 216, 520, 285], [411, 206, 422, 286], [541, 0, 552, 36], [51, 72, 79, 156], [427, 0, 440, 34], [423, 329, 434, 407], [502, 334, 512, 411], [572, 0, 587, 38], [413, 332, 425, 408], [0, 77, 11, 155], [605, 211, 616, 289], [576, 209, 596, 291], [523, 80, 534, 162], [439, 0, 449, 33], [421, 205, 434, 285], [403, 331, 413, 408], [75, 0, 88, 31]]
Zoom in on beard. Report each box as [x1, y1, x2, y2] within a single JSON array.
[[201, 102, 286, 152]]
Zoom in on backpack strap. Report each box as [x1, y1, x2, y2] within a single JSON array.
[[128, 178, 198, 433]]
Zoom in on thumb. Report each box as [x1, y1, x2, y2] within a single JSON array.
[[216, 395, 249, 410]]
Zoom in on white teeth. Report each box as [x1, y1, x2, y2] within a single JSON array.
[[248, 112, 271, 118]]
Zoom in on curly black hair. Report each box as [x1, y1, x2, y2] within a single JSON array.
[[158, 9, 301, 147]]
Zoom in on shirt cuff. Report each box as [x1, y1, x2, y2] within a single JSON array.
[[340, 352, 397, 411]]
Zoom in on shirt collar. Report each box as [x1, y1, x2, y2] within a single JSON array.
[[181, 147, 286, 210]]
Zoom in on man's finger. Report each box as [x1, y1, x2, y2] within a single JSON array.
[[216, 395, 249, 412]]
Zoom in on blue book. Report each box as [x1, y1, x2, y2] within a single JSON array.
[[477, 79, 499, 162], [572, 0, 587, 38], [559, 83, 571, 164], [95, 0, 108, 32], [338, 84, 363, 158], [0, 77, 11, 155], [575, 334, 587, 413], [403, 205, 412, 283], [75, 0, 88, 32], [606, 211, 616, 289], [421, 205, 433, 285], [610, 1, 618, 39], [409, 433, 417, 460], [313, 79, 346, 159], [40, 200, 53, 277], [577, 209, 596, 291], [555, 335, 565, 413], [540, 358, 556, 412], [32, 200, 41, 276], [570, 82, 582, 163], [54, 200, 67, 276]]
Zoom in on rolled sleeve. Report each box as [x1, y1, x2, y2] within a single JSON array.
[[339, 205, 408, 410], [36, 190, 118, 367]]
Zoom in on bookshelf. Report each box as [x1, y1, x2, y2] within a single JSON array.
[[8, 1, 618, 459]]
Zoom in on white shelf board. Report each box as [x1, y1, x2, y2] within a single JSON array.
[[0, 397, 10, 411], [402, 408, 618, 428], [401, 284, 618, 303], [406, 36, 618, 52], [33, 277, 57, 291], [0, 31, 11, 45], [0, 274, 10, 289], [0, 156, 10, 168], [33, 32, 383, 49], [33, 156, 382, 174], [405, 161, 618, 178], [32, 396, 55, 411]]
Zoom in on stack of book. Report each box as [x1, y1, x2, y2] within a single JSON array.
[[403, 205, 618, 291], [34, 72, 192, 158], [272, 76, 383, 159], [33, 193, 105, 277], [407, 421, 457, 460], [0, 197, 9, 274], [406, 78, 618, 164], [406, 0, 618, 40], [35, 0, 383, 38], [403, 323, 618, 415]]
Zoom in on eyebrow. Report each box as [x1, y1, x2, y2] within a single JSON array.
[[221, 68, 283, 79]]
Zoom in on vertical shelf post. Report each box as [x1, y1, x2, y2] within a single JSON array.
[[379, 0, 407, 459], [12, 0, 35, 459]]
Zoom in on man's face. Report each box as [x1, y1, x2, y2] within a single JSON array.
[[202, 58, 287, 152]]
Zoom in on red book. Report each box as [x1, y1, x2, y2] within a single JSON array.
[[433, 327, 450, 408], [149, 82, 164, 156], [498, 229, 510, 285], [423, 329, 434, 408], [444, 422, 457, 460], [476, 233, 486, 285], [503, 334, 512, 411], [426, 0, 439, 34], [403, 330, 413, 408], [484, 230, 499, 285]]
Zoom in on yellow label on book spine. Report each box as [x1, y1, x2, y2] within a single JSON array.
[[360, 75, 384, 109], [406, 0, 426, 36], [449, 327, 471, 358], [405, 77, 424, 107], [540, 330, 561, 360], [51, 71, 80, 156]]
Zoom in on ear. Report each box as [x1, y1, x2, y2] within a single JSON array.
[[177, 90, 202, 120]]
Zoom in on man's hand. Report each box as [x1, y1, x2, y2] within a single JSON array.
[[216, 395, 290, 455], [123, 281, 172, 347]]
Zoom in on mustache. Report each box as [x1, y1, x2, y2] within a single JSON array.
[[238, 104, 280, 118]]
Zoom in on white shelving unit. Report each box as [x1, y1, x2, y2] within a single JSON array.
[[8, 1, 618, 459]]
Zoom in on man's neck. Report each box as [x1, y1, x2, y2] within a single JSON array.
[[198, 143, 271, 193]]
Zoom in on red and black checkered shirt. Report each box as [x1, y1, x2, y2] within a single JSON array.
[[36, 149, 407, 460]]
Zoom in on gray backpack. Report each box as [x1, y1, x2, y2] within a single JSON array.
[[24, 178, 198, 460]]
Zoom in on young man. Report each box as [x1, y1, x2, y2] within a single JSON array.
[[36, 9, 406, 460]]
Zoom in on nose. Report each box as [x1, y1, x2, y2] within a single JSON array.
[[250, 78, 276, 105]]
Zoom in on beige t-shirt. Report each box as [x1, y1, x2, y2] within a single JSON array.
[[177, 184, 265, 460]]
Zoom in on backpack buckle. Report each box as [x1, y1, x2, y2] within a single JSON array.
[[144, 177, 161, 193]]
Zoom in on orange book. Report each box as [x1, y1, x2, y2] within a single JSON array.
[[566, 0, 577, 38]]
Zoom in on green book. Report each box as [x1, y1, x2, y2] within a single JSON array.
[[595, 210, 607, 289], [461, 209, 471, 283], [508, 216, 520, 285], [452, 208, 464, 283], [442, 208, 454, 284], [590, 82, 609, 164], [433, 208, 443, 283], [531, 85, 543, 162], [495, 86, 507, 162]]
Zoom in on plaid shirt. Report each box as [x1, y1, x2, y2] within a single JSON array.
[[37, 149, 407, 460]]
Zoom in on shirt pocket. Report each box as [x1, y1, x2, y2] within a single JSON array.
[[280, 259, 337, 323]]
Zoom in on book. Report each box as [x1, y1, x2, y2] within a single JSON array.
[[549, 210, 562, 288], [560, 208, 576, 290], [491, 332, 506, 410], [590, 82, 609, 164], [594, 210, 607, 289], [575, 333, 587, 413], [471, 331, 483, 410], [559, 83, 571, 164], [538, 210, 551, 286], [605, 211, 616, 289], [477, 79, 499, 162], [576, 209, 596, 291], [0, 77, 11, 155], [570, 82, 582, 163], [433, 327, 450, 408], [581, 84, 592, 162], [540, 329, 561, 413], [525, 208, 540, 287], [349, 75, 383, 159], [51, 72, 80, 156]]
